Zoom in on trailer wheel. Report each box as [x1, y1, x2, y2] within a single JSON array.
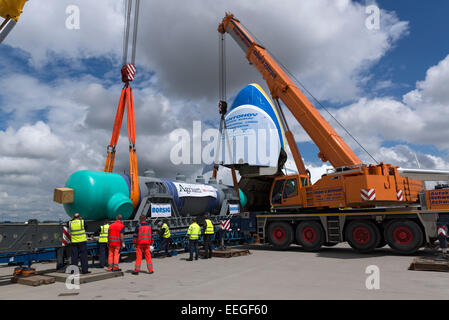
[[267, 222, 293, 250], [296, 221, 325, 252], [345, 220, 380, 253], [384, 220, 423, 255]]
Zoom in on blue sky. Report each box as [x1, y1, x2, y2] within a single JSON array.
[[371, 0, 449, 96], [295, 1, 449, 167]]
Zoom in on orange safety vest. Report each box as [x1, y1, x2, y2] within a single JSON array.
[[135, 224, 152, 246], [108, 220, 124, 247]]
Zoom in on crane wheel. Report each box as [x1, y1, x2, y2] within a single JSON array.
[[267, 222, 293, 250], [296, 221, 325, 252], [345, 220, 380, 253], [384, 220, 423, 255]]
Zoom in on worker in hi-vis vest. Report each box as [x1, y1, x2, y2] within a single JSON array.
[[158, 220, 172, 257], [201, 213, 214, 259], [97, 219, 109, 268], [186, 217, 201, 261], [108, 215, 125, 271], [132, 215, 154, 275], [68, 213, 90, 274]]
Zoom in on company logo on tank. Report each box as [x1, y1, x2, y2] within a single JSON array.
[[229, 204, 240, 215], [151, 204, 172, 217], [220, 104, 281, 167], [173, 182, 218, 198]]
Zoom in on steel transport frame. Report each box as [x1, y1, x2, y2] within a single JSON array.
[[0, 215, 252, 268]]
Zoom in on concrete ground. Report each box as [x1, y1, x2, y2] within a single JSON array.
[[0, 243, 448, 300]]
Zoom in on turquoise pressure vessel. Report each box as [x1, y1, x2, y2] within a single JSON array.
[[63, 170, 133, 220], [239, 189, 247, 207]]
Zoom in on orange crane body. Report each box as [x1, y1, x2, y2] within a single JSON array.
[[219, 13, 423, 210]]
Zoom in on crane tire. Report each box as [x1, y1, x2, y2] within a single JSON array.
[[267, 222, 293, 250], [384, 220, 423, 255], [345, 220, 381, 253], [296, 221, 325, 252]]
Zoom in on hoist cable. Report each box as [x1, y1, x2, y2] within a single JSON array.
[[122, 0, 132, 66], [131, 0, 140, 65]]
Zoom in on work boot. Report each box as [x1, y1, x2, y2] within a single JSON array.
[[132, 271, 139, 275], [186, 258, 193, 261], [148, 271, 154, 274]]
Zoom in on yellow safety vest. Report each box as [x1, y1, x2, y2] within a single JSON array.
[[162, 223, 171, 239], [69, 219, 87, 243], [205, 219, 214, 235], [187, 222, 201, 240], [98, 224, 109, 243]]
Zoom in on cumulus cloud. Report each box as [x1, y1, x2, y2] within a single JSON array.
[[5, 0, 124, 65], [7, 0, 408, 104], [325, 54, 449, 160], [137, 0, 408, 105], [0, 122, 64, 159]]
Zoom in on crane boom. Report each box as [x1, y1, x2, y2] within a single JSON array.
[[218, 13, 362, 169], [218, 13, 424, 209]]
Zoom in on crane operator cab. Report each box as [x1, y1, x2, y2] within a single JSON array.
[[270, 174, 310, 210]]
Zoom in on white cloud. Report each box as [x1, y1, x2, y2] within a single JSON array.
[[5, 0, 124, 66], [5, 0, 408, 105], [327, 54, 449, 160], [405, 55, 449, 105], [0, 122, 64, 159]]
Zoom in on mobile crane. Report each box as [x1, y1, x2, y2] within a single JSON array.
[[218, 13, 449, 254]]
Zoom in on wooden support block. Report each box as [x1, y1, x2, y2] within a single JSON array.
[[206, 248, 251, 258], [47, 270, 123, 284], [12, 275, 56, 286], [409, 257, 449, 272], [53, 187, 74, 204]]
